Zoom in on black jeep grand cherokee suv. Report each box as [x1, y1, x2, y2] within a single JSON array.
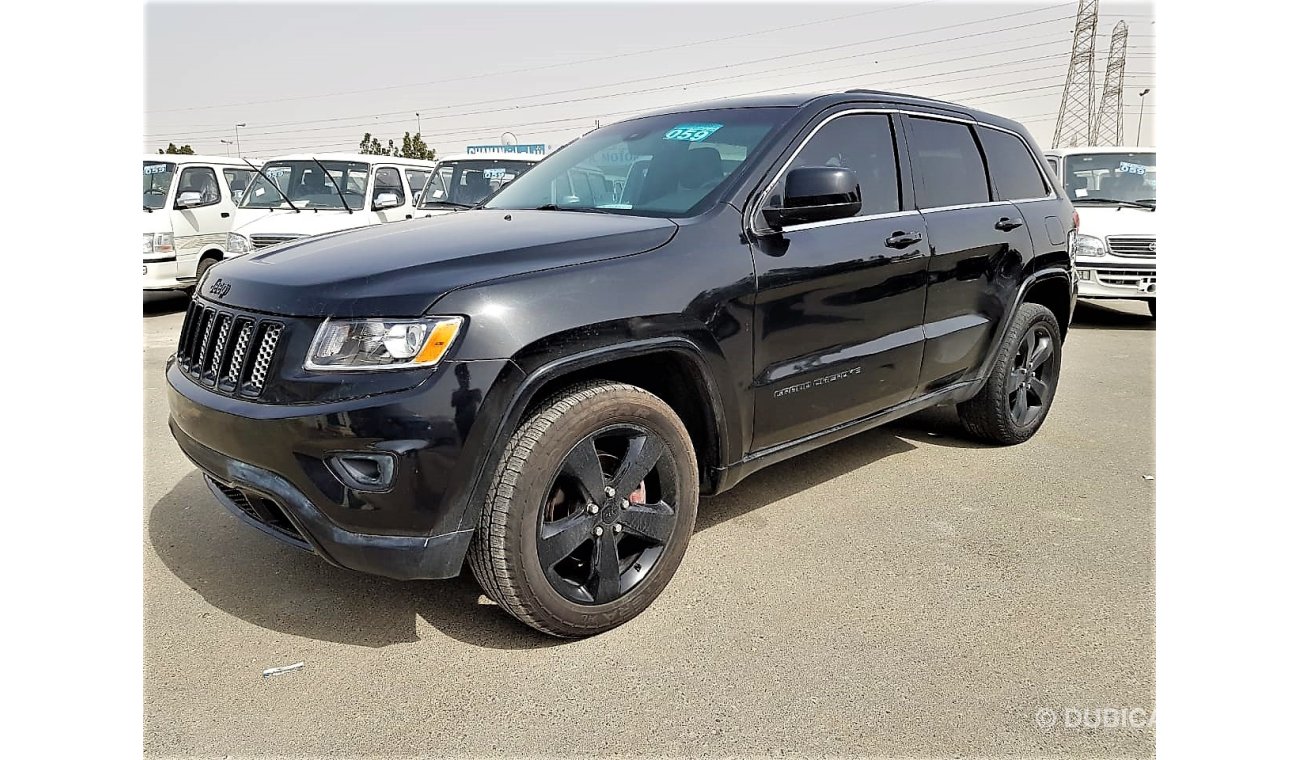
[[168, 91, 1076, 637]]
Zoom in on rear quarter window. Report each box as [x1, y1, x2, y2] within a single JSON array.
[[977, 126, 1049, 200]]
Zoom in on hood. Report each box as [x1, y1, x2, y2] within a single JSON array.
[[1075, 205, 1158, 238], [142, 209, 171, 235], [206, 209, 679, 317], [232, 208, 375, 238]]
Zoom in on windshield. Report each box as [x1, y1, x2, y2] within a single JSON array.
[[483, 108, 789, 217], [1061, 152, 1156, 204], [241, 160, 370, 209], [419, 159, 537, 208], [143, 161, 176, 209]]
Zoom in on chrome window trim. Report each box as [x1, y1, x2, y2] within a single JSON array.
[[781, 208, 920, 234]]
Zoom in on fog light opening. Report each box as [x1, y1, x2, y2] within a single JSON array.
[[328, 453, 397, 492]]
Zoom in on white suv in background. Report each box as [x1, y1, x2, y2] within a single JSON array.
[[1045, 147, 1157, 317], [143, 155, 259, 294]]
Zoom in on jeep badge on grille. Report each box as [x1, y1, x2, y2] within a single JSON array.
[[208, 278, 231, 299]]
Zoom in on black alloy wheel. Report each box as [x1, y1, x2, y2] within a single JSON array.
[[468, 381, 699, 638], [1007, 324, 1055, 428], [539, 427, 679, 605]]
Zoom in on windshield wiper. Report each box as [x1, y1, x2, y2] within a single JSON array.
[[421, 199, 474, 209], [532, 204, 611, 214], [244, 158, 300, 212], [311, 157, 353, 213], [1075, 197, 1153, 210]]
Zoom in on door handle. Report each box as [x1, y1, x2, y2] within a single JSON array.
[[885, 231, 922, 249], [994, 217, 1023, 232], [220, 212, 230, 218]]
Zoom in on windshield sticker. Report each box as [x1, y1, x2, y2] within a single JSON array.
[[1075, 188, 1088, 197], [254, 187, 266, 197], [1118, 161, 1151, 175], [664, 123, 723, 142], [144, 164, 168, 175], [482, 168, 512, 180]]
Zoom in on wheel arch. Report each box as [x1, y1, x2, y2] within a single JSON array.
[[511, 338, 729, 496], [1022, 272, 1074, 339]]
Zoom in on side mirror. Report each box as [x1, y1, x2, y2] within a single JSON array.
[[175, 191, 204, 209], [761, 167, 861, 230], [374, 192, 400, 210]]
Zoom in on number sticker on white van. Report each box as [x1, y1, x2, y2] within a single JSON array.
[[1118, 161, 1150, 175], [664, 123, 723, 142]]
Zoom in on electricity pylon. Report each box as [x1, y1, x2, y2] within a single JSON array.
[[1052, 0, 1100, 148], [1092, 21, 1129, 145]]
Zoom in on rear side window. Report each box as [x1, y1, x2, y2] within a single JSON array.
[[404, 169, 430, 197], [977, 126, 1049, 200], [222, 168, 255, 203], [776, 113, 901, 217], [905, 117, 990, 209]]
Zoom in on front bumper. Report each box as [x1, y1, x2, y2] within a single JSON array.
[[1075, 260, 1156, 299], [166, 355, 519, 580], [144, 259, 185, 291]]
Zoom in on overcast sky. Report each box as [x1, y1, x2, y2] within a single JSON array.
[[144, 0, 1154, 159]]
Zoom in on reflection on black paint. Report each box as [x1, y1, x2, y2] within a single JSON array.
[[451, 363, 483, 445]]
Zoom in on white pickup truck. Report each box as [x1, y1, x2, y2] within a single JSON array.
[[1045, 147, 1157, 317]]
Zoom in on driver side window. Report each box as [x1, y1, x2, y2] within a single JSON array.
[[373, 167, 406, 206], [773, 113, 901, 217], [177, 167, 221, 207]]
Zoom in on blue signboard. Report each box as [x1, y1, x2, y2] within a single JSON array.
[[466, 144, 547, 155]]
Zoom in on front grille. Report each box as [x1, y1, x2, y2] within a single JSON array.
[[211, 479, 307, 544], [177, 300, 284, 398], [1107, 235, 1156, 258], [1095, 268, 1156, 289], [250, 234, 303, 250]]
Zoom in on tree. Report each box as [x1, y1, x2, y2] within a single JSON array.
[[358, 131, 436, 160], [400, 132, 436, 161], [158, 143, 195, 155], [358, 132, 387, 155]]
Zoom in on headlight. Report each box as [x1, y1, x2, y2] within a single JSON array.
[[226, 233, 251, 254], [305, 317, 464, 371], [144, 232, 173, 254], [1073, 233, 1107, 259]]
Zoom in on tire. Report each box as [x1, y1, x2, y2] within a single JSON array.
[[957, 303, 1063, 445], [1147, 300, 1156, 319], [190, 256, 219, 293], [468, 380, 699, 638]]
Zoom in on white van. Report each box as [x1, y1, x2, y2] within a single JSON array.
[[1044, 146, 1157, 317], [226, 153, 440, 252], [415, 152, 542, 216], [143, 155, 261, 293]]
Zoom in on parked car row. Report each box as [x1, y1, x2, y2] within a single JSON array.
[[143, 151, 547, 294]]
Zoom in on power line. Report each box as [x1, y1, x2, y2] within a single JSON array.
[[153, 20, 1088, 138], [145, 0, 944, 115], [147, 2, 1078, 140]]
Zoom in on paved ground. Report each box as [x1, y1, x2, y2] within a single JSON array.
[[144, 292, 1155, 759]]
